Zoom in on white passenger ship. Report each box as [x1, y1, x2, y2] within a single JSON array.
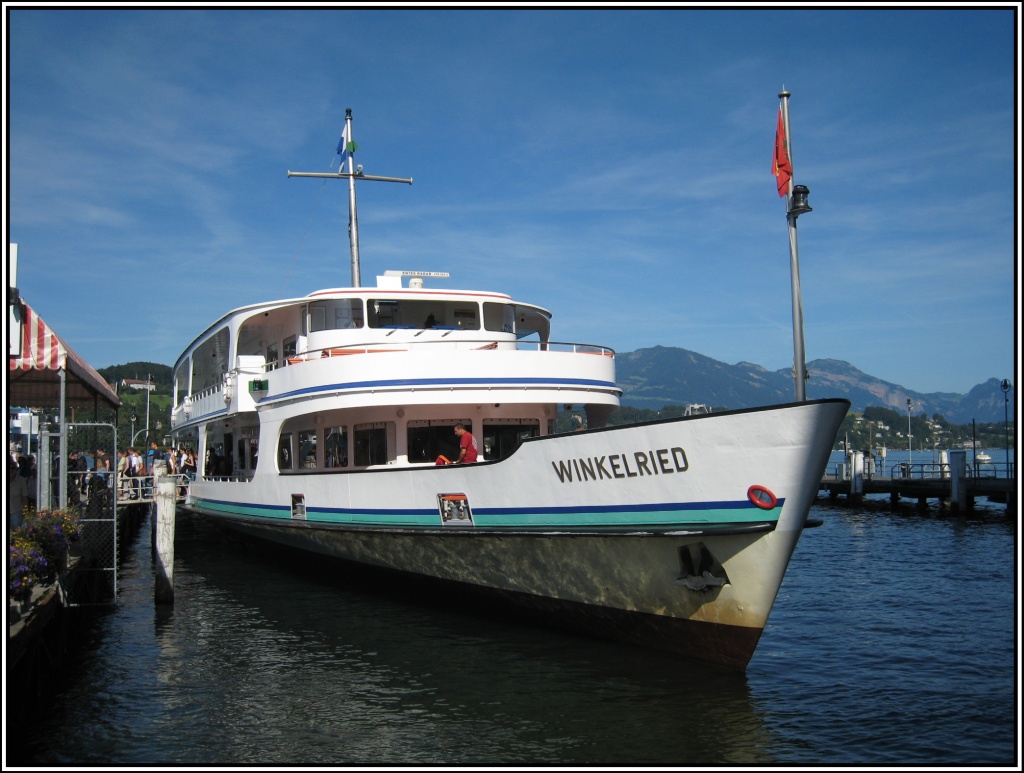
[[171, 112, 848, 670]]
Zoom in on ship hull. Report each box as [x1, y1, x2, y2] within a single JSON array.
[[181, 399, 847, 670]]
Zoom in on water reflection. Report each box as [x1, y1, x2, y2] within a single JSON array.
[[23, 510, 776, 766]]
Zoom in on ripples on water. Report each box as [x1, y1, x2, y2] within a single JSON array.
[[751, 499, 1017, 765], [15, 494, 1018, 767]]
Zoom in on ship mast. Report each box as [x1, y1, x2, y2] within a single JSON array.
[[288, 108, 413, 287]]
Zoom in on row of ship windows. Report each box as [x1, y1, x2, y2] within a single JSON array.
[[212, 420, 545, 474]]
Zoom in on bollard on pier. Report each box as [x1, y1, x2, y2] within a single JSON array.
[[152, 461, 176, 605]]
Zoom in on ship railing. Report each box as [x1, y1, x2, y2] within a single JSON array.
[[173, 382, 227, 427], [827, 458, 1015, 482], [202, 474, 254, 483], [263, 339, 614, 371], [889, 460, 1014, 480]]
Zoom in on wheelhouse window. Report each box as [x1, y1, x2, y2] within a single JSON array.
[[309, 299, 363, 331], [485, 303, 550, 341], [367, 299, 480, 331], [483, 302, 515, 333]]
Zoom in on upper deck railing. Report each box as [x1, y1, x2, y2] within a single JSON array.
[[266, 339, 614, 369], [173, 339, 615, 428]]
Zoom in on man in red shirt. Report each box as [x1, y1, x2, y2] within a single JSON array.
[[454, 423, 478, 464]]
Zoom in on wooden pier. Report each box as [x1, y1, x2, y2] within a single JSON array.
[[820, 466, 1016, 512]]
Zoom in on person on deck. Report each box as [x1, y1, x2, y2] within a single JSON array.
[[116, 450, 129, 500], [453, 423, 478, 464], [147, 441, 165, 475], [127, 448, 144, 499], [94, 448, 111, 487]]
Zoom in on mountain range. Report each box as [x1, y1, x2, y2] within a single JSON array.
[[614, 346, 1011, 425], [101, 353, 1009, 425]]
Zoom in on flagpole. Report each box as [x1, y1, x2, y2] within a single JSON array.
[[779, 88, 809, 402], [287, 108, 412, 289], [343, 109, 361, 287]]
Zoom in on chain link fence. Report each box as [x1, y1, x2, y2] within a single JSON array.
[[58, 423, 122, 606]]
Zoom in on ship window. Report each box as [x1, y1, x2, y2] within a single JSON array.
[[266, 343, 279, 367], [367, 299, 480, 331], [482, 420, 539, 460], [310, 305, 326, 332], [298, 430, 317, 468], [235, 425, 260, 472], [283, 337, 297, 359], [335, 302, 362, 329], [325, 426, 349, 468], [407, 420, 471, 464], [483, 302, 515, 333], [278, 433, 293, 470], [310, 299, 363, 332], [193, 327, 230, 390], [208, 440, 226, 475], [354, 422, 394, 466]]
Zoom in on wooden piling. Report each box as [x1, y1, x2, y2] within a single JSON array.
[[153, 462, 175, 605], [949, 451, 968, 513], [849, 450, 865, 503]]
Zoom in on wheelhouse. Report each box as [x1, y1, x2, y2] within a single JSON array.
[[171, 275, 618, 481]]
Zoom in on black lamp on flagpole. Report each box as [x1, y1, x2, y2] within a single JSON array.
[[790, 185, 812, 215]]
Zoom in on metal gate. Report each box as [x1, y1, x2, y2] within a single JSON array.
[[57, 422, 121, 606]]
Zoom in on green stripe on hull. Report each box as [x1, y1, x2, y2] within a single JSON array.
[[191, 498, 779, 529], [471, 507, 778, 528]]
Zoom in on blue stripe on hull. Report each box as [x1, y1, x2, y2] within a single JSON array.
[[267, 375, 618, 403]]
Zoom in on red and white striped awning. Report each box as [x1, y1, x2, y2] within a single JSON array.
[[8, 300, 120, 409]]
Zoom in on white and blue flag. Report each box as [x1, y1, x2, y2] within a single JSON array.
[[336, 123, 352, 171]]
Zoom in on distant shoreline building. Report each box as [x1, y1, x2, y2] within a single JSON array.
[[120, 378, 154, 392]]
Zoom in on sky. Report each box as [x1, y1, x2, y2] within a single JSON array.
[[4, 5, 1020, 397]]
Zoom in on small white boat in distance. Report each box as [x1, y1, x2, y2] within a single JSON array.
[[975, 451, 992, 464], [170, 111, 849, 671]]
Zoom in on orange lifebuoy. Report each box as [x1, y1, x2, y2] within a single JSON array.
[[747, 484, 778, 510]]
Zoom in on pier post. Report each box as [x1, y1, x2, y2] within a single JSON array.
[[949, 451, 967, 514], [153, 461, 176, 605], [849, 450, 864, 502]]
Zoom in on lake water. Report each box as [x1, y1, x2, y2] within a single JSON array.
[[10, 452, 1018, 766]]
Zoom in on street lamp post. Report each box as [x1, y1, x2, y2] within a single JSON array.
[[907, 398, 913, 474], [1001, 379, 1011, 477], [145, 373, 152, 446]]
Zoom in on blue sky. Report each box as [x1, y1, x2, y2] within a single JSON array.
[[5, 6, 1019, 396]]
